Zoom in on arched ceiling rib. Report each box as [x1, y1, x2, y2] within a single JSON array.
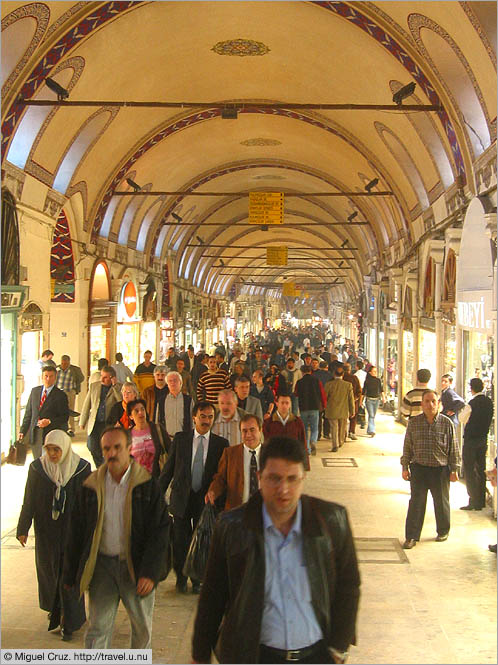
[[2, 0, 496, 301]]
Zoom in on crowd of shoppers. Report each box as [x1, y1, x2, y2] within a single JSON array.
[[14, 326, 496, 654]]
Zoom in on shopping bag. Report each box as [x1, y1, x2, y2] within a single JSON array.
[[182, 503, 218, 581]]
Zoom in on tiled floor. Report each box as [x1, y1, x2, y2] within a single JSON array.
[[2, 414, 497, 663]]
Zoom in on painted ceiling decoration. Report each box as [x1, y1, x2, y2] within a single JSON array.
[[211, 39, 271, 57], [2, 0, 496, 301], [240, 138, 282, 146]]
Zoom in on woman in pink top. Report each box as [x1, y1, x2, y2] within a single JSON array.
[[127, 399, 170, 477]]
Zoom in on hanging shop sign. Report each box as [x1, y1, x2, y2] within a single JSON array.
[[118, 281, 139, 322], [249, 192, 284, 225], [123, 281, 137, 318], [282, 281, 295, 296], [457, 292, 492, 333], [266, 246, 288, 265]]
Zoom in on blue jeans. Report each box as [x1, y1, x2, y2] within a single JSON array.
[[300, 410, 319, 452], [365, 398, 380, 434]]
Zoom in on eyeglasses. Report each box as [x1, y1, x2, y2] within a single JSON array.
[[261, 473, 304, 488]]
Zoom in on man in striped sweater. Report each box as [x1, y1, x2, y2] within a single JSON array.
[[400, 368, 431, 420], [196, 356, 231, 405]]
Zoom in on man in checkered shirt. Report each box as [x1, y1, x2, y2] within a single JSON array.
[[400, 389, 460, 550]]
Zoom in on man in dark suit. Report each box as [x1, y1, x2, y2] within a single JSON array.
[[206, 414, 263, 512], [440, 374, 465, 427], [19, 365, 69, 458], [159, 401, 229, 594]]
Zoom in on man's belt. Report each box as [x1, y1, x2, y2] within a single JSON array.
[[260, 642, 321, 662]]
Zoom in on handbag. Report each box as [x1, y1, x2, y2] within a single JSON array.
[[6, 439, 28, 466]]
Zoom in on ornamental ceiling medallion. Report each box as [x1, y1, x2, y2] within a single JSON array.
[[240, 138, 282, 146], [211, 39, 270, 56]]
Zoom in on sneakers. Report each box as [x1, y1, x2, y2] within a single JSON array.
[[349, 434, 357, 440], [310, 443, 317, 456]]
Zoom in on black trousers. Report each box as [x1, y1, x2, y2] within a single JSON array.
[[318, 411, 330, 439], [87, 422, 106, 467], [259, 642, 333, 664], [463, 439, 487, 509], [405, 463, 450, 540], [172, 489, 204, 582]]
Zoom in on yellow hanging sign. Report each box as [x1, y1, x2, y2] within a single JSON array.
[[266, 246, 288, 266], [282, 281, 295, 296], [249, 192, 284, 225]]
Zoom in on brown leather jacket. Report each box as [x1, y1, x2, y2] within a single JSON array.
[[192, 492, 360, 663]]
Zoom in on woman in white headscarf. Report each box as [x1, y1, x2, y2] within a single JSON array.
[[17, 430, 91, 641]]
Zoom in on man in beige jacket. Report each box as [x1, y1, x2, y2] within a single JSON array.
[[79, 366, 122, 467], [324, 366, 355, 452]]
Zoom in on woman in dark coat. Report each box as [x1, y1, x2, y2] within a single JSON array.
[[106, 381, 139, 427], [16, 429, 91, 641]]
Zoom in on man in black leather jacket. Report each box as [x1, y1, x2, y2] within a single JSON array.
[[192, 436, 360, 664]]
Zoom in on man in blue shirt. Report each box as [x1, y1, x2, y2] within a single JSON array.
[[192, 436, 360, 664]]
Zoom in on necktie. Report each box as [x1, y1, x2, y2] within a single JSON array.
[[39, 389, 47, 409], [249, 450, 258, 496], [192, 436, 204, 492]]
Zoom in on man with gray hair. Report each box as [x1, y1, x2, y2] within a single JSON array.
[[79, 366, 122, 467], [212, 389, 247, 446], [142, 365, 169, 426], [164, 371, 193, 437]]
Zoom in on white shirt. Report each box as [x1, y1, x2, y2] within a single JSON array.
[[458, 392, 484, 425], [355, 369, 367, 389], [192, 429, 210, 470], [243, 444, 261, 503], [99, 465, 132, 558]]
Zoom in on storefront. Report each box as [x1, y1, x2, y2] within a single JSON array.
[[159, 319, 174, 361], [441, 249, 457, 376], [1, 286, 28, 457], [385, 311, 399, 403], [116, 280, 140, 370], [88, 261, 113, 374], [456, 196, 495, 461], [368, 327, 377, 365], [19, 302, 44, 423], [443, 323, 457, 375], [1, 189, 27, 456], [140, 278, 158, 360], [419, 323, 437, 389]]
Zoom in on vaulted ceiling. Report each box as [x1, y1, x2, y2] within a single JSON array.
[[2, 1, 496, 302]]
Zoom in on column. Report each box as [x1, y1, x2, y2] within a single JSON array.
[[429, 241, 445, 385], [406, 272, 419, 386], [390, 269, 403, 420], [484, 212, 497, 514]]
